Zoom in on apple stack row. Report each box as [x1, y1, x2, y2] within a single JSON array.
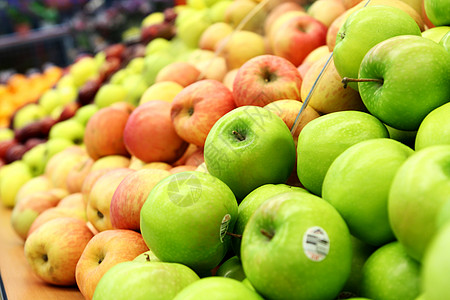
[[0, 0, 450, 299]]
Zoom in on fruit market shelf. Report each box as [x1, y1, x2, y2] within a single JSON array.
[[0, 205, 83, 300]]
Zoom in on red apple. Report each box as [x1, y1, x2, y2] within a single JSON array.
[[300, 54, 366, 114], [11, 188, 69, 240], [233, 55, 302, 107], [84, 105, 131, 160], [297, 45, 331, 79], [65, 156, 94, 194], [25, 217, 94, 286], [307, 0, 347, 27], [155, 62, 201, 87], [110, 168, 171, 231], [169, 165, 198, 174], [173, 144, 199, 167], [27, 205, 87, 237], [171, 79, 236, 147], [272, 14, 328, 67], [75, 229, 149, 300], [86, 168, 134, 232], [264, 99, 321, 141], [81, 168, 116, 206], [123, 100, 188, 163]]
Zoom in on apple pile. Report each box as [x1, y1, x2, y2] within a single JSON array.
[[0, 0, 450, 299]]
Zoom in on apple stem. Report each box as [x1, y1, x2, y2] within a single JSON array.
[[226, 232, 243, 239], [341, 77, 383, 88], [144, 253, 151, 262], [232, 130, 245, 141], [260, 228, 274, 240]]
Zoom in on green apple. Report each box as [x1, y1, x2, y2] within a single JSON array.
[[360, 241, 421, 300], [385, 125, 417, 149], [140, 171, 238, 275], [70, 56, 99, 87], [216, 256, 246, 281], [110, 69, 131, 85], [341, 236, 377, 296], [94, 84, 128, 109], [424, 0, 450, 26], [141, 12, 165, 28], [388, 145, 450, 261], [421, 221, 450, 300], [437, 199, 450, 229], [415, 102, 450, 150], [93, 261, 200, 300], [0, 127, 13, 141], [49, 119, 85, 145], [232, 183, 308, 256], [73, 104, 99, 126], [204, 106, 296, 200], [357, 35, 450, 131], [422, 26, 450, 42], [143, 53, 176, 86], [44, 138, 75, 161], [173, 277, 263, 300], [121, 74, 148, 106], [56, 74, 76, 90], [39, 89, 62, 114], [13, 103, 47, 129], [176, 9, 212, 48], [208, 0, 233, 23], [0, 160, 33, 207], [440, 31, 450, 52], [322, 138, 414, 246], [94, 51, 106, 69], [57, 85, 77, 106], [22, 143, 47, 176], [333, 5, 421, 90], [297, 110, 389, 196], [241, 191, 352, 300], [126, 57, 145, 75], [133, 250, 160, 263], [145, 38, 172, 56]]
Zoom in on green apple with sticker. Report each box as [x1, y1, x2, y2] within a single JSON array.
[[140, 171, 238, 276], [241, 191, 352, 300]]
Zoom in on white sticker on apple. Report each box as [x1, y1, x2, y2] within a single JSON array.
[[302, 226, 330, 262], [220, 214, 231, 243]]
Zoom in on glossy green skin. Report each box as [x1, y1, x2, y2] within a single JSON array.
[[73, 104, 99, 127], [440, 31, 450, 52], [216, 256, 246, 281], [49, 119, 85, 145], [297, 111, 389, 196], [388, 145, 450, 262], [94, 84, 128, 109], [173, 277, 263, 300], [140, 171, 238, 275], [92, 261, 200, 300], [424, 0, 450, 26], [359, 35, 450, 131], [415, 102, 450, 151], [361, 242, 421, 300], [422, 26, 450, 43], [22, 144, 47, 176], [241, 192, 352, 300], [204, 106, 296, 200], [334, 5, 421, 90], [422, 222, 450, 300], [323, 138, 414, 246], [232, 184, 307, 256]]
